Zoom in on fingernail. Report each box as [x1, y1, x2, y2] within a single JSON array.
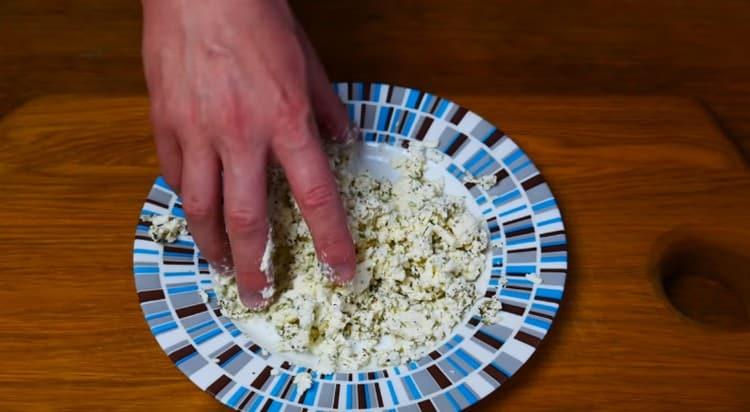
[[330, 262, 356, 284], [239, 288, 273, 311], [333, 122, 361, 145]]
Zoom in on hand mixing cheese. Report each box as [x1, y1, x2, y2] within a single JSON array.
[[213, 142, 496, 373]]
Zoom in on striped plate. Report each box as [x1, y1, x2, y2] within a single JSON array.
[[132, 82, 567, 411]]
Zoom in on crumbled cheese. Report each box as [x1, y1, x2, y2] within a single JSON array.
[[464, 174, 497, 190], [198, 288, 209, 304], [260, 285, 275, 300], [478, 297, 503, 325], [270, 367, 279, 376], [293, 372, 312, 394], [142, 214, 188, 243], [259, 228, 274, 280], [213, 142, 490, 372], [261, 349, 270, 357], [526, 273, 542, 285]]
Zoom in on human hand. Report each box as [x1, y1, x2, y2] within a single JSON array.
[[141, 0, 357, 309]]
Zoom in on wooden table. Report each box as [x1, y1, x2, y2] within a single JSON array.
[[1, 95, 749, 411]]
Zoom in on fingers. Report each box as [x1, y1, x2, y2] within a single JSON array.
[[272, 113, 356, 283], [296, 22, 357, 143], [221, 146, 274, 309], [179, 143, 229, 266], [153, 127, 183, 193]]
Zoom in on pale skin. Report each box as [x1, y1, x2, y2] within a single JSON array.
[[141, 0, 357, 309]]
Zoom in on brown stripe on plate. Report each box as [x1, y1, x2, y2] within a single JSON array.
[[536, 294, 562, 303], [483, 363, 509, 385], [427, 365, 451, 389], [445, 133, 468, 156], [484, 290, 497, 298], [163, 260, 194, 266], [468, 317, 480, 327], [135, 235, 152, 241], [418, 399, 438, 412], [506, 284, 532, 292], [484, 128, 504, 146], [206, 375, 232, 396], [248, 344, 260, 353], [359, 104, 367, 129], [213, 308, 223, 317], [216, 345, 242, 364], [521, 174, 545, 191], [374, 381, 384, 407], [508, 246, 536, 254], [542, 244, 567, 253], [163, 245, 193, 254], [280, 375, 295, 399], [168, 344, 196, 363], [138, 290, 165, 303], [412, 91, 425, 109], [540, 230, 566, 238], [238, 390, 255, 410], [281, 361, 291, 370], [449, 107, 468, 125], [494, 168, 509, 182], [357, 384, 367, 409], [506, 226, 535, 237], [530, 311, 555, 321], [251, 366, 273, 389], [382, 370, 389, 378], [383, 107, 394, 129], [260, 397, 274, 412], [347, 83, 354, 100], [502, 303, 526, 316], [414, 117, 433, 140], [333, 384, 341, 409], [363, 83, 371, 101], [386, 85, 394, 102], [474, 330, 503, 349], [400, 139, 411, 149], [541, 268, 567, 273], [515, 330, 542, 347], [175, 303, 207, 318], [503, 214, 531, 225], [145, 198, 169, 209], [464, 182, 476, 190], [368, 372, 376, 380]]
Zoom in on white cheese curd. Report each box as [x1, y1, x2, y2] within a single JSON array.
[[293, 371, 312, 394], [478, 297, 503, 325], [463, 173, 497, 190], [142, 214, 188, 244], [212, 142, 497, 373]]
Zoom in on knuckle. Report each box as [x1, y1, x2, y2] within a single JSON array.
[[299, 184, 338, 212], [275, 93, 311, 131], [182, 197, 213, 221], [226, 209, 266, 236]]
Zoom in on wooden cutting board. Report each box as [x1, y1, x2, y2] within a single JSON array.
[[0, 95, 748, 411]]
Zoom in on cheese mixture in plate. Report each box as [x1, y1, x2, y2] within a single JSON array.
[[212, 141, 502, 374]]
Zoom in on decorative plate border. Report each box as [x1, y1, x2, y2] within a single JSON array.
[[133, 82, 567, 411]]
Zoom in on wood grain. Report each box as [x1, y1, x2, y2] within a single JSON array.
[[0, 95, 749, 411], [1, 0, 750, 157]]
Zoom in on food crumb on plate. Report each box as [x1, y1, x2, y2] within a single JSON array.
[[293, 371, 312, 394]]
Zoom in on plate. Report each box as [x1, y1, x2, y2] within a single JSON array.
[[132, 82, 567, 411]]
